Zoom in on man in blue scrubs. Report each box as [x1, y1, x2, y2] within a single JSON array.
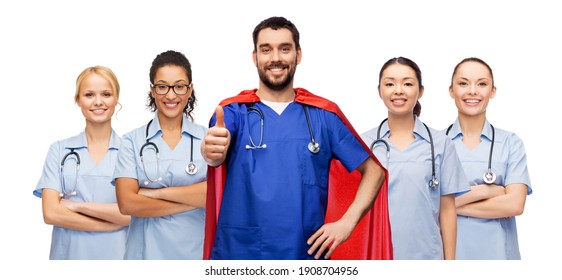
[[202, 16, 390, 260]]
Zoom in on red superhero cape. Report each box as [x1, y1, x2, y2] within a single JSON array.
[[203, 88, 393, 260]]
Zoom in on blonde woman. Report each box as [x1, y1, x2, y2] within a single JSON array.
[[34, 66, 129, 259]]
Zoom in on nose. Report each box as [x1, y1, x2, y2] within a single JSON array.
[[94, 94, 103, 106], [270, 49, 281, 62], [394, 84, 403, 94], [469, 83, 477, 95], [165, 87, 177, 99]]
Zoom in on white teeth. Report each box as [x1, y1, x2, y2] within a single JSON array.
[[392, 100, 406, 105], [92, 109, 105, 113], [165, 103, 178, 108], [465, 99, 479, 104]]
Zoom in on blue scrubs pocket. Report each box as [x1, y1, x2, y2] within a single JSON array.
[[212, 225, 263, 259], [302, 184, 326, 232]]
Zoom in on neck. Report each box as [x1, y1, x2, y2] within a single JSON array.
[[85, 121, 112, 144], [157, 112, 183, 132], [387, 113, 415, 136], [257, 86, 295, 102], [458, 113, 486, 137]]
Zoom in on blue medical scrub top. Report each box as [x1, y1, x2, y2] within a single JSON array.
[[361, 116, 468, 260], [446, 119, 532, 260], [113, 113, 207, 260], [209, 101, 369, 260], [34, 130, 127, 260]]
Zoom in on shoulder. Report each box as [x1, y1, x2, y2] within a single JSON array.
[[493, 126, 526, 150], [295, 87, 342, 113], [121, 124, 147, 141], [188, 121, 208, 139], [361, 127, 379, 142]]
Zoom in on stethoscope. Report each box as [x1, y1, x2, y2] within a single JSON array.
[[446, 123, 496, 184], [60, 148, 80, 197], [140, 119, 197, 187], [245, 103, 320, 154], [370, 118, 439, 190]]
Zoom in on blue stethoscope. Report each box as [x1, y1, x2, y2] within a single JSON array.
[[60, 148, 80, 197], [370, 118, 439, 190], [245, 103, 320, 154], [140, 119, 197, 187], [446, 123, 496, 184]]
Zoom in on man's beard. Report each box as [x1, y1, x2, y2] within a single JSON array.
[[257, 62, 296, 91]]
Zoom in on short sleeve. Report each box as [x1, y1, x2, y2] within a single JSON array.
[[34, 141, 63, 197], [112, 133, 139, 185], [439, 136, 470, 196], [505, 133, 532, 194]]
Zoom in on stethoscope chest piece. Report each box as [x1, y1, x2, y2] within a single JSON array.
[[186, 162, 198, 175], [428, 177, 439, 190], [483, 170, 496, 184], [308, 142, 320, 154]]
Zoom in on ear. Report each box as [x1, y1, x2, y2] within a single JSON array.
[[490, 85, 497, 99], [418, 85, 425, 100], [187, 83, 194, 99], [449, 86, 454, 99], [296, 48, 302, 65], [150, 85, 156, 98], [252, 50, 257, 67]]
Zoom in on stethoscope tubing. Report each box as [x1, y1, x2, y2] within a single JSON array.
[[140, 119, 198, 186], [60, 148, 80, 197], [371, 118, 439, 190], [446, 123, 496, 184], [244, 103, 319, 153]]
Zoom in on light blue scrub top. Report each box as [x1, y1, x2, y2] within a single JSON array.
[[113, 113, 207, 260], [34, 130, 127, 260], [209, 101, 369, 260], [361, 116, 468, 260], [446, 119, 532, 260]]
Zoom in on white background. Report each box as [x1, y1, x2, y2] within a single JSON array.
[[1, 0, 560, 279]]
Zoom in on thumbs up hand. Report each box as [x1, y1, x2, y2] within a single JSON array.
[[203, 106, 231, 166]]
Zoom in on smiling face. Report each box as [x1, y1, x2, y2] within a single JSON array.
[[378, 63, 424, 117], [449, 61, 496, 118], [150, 64, 192, 121], [76, 73, 117, 125], [253, 27, 301, 91]]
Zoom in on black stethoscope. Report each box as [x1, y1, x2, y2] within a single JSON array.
[[245, 103, 320, 154], [60, 148, 80, 197], [446, 123, 496, 184], [140, 119, 197, 187], [370, 118, 439, 190]]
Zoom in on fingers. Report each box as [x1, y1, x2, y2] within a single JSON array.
[[203, 106, 230, 166], [215, 106, 225, 128]]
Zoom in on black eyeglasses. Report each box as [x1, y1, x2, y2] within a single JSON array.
[[151, 83, 192, 95]]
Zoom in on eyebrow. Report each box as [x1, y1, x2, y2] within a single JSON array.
[[155, 79, 189, 84]]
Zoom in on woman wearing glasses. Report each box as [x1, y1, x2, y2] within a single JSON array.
[[34, 66, 130, 259], [113, 50, 207, 259]]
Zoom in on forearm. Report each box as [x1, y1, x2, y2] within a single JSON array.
[[139, 181, 206, 208], [72, 202, 131, 226], [455, 184, 505, 207], [116, 178, 195, 217], [340, 158, 385, 226], [457, 184, 528, 219], [440, 195, 457, 260], [42, 190, 123, 232], [119, 192, 195, 217]]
